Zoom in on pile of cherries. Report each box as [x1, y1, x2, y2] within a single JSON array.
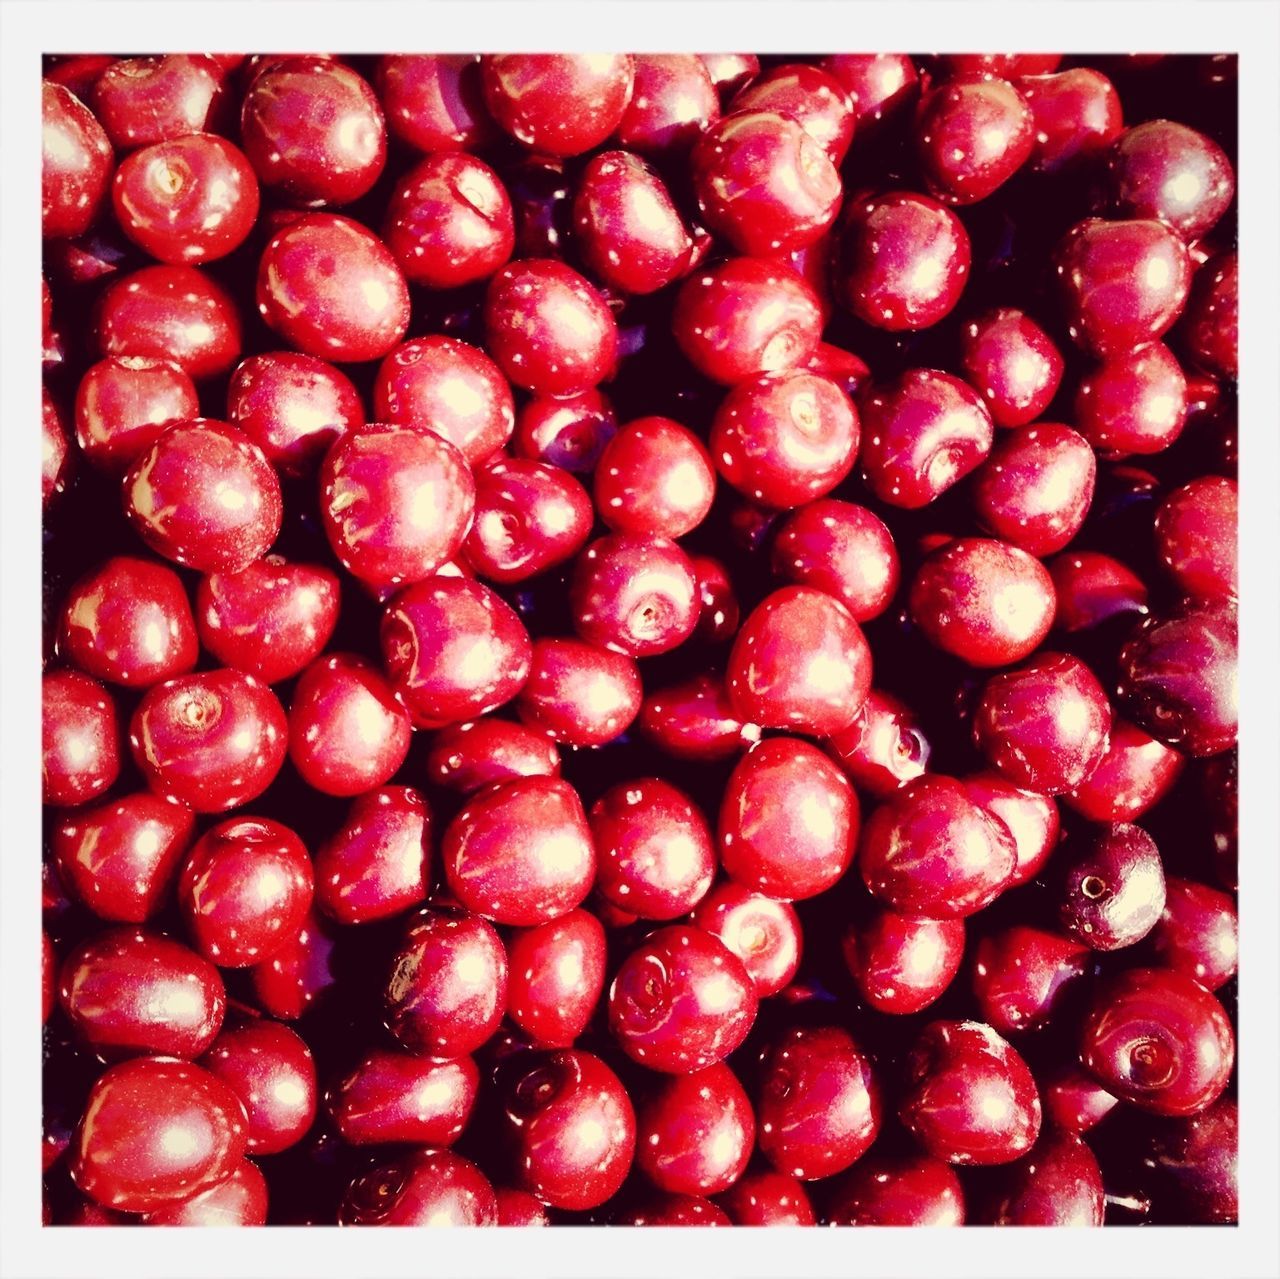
[[41, 51, 1238, 1228]]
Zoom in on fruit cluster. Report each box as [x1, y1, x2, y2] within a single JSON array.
[[41, 51, 1238, 1228]]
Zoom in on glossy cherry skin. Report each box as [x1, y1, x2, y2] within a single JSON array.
[[909, 538, 1056, 667], [43, 388, 72, 507], [375, 55, 496, 153], [241, 58, 385, 206], [90, 55, 227, 148], [672, 256, 823, 386], [202, 1020, 316, 1155], [1180, 251, 1237, 380], [227, 352, 363, 477], [514, 388, 617, 473], [637, 1063, 754, 1196], [916, 76, 1033, 204], [69, 1057, 248, 1213], [687, 555, 738, 643], [256, 214, 409, 362], [1048, 551, 1149, 632], [1146, 877, 1238, 990], [339, 1149, 497, 1226], [962, 772, 1060, 887], [638, 672, 750, 762], [381, 577, 531, 729], [1141, 1098, 1238, 1223], [130, 666, 283, 810], [74, 355, 200, 475], [41, 81, 113, 239], [328, 1050, 478, 1148], [425, 719, 560, 794], [1075, 342, 1188, 456], [516, 636, 643, 748], [195, 557, 340, 685], [58, 555, 197, 689], [716, 1171, 815, 1225], [980, 1132, 1104, 1226], [844, 907, 965, 1015], [608, 925, 757, 1073], [494, 1188, 551, 1226], [112, 134, 258, 264], [692, 882, 801, 997], [859, 775, 1017, 918], [480, 53, 634, 156], [1064, 719, 1182, 824], [826, 1154, 965, 1226], [971, 926, 1090, 1036], [123, 421, 281, 574], [1080, 967, 1234, 1116], [617, 1195, 731, 1225], [506, 908, 607, 1047], [959, 308, 1065, 429], [1116, 607, 1237, 757], [732, 62, 855, 164], [94, 265, 242, 380], [249, 910, 338, 1020], [498, 1048, 636, 1210], [973, 652, 1113, 794], [1054, 217, 1192, 357], [859, 369, 994, 508], [699, 54, 761, 99], [42, 669, 120, 807], [442, 775, 594, 927], [617, 54, 720, 156], [756, 1026, 880, 1180], [51, 791, 194, 923], [835, 192, 970, 331], [825, 689, 930, 798], [384, 152, 514, 288], [822, 54, 919, 137], [1057, 823, 1166, 952], [594, 417, 715, 539], [1154, 476, 1237, 603], [1040, 1063, 1119, 1134], [971, 422, 1097, 556], [1017, 68, 1123, 173], [718, 737, 857, 900], [1107, 119, 1234, 240], [901, 1021, 1041, 1165], [142, 1158, 268, 1226], [483, 259, 617, 397], [727, 586, 871, 736], [384, 908, 507, 1057]]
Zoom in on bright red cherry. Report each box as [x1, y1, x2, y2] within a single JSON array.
[[1147, 876, 1238, 991], [732, 63, 855, 164], [617, 54, 719, 156], [1048, 551, 1150, 632], [961, 772, 1061, 886], [843, 907, 965, 1014], [916, 77, 1033, 204], [1154, 476, 1237, 603], [1064, 718, 1183, 823], [692, 882, 802, 997], [516, 636, 642, 748], [1057, 823, 1166, 952], [971, 925, 1091, 1035], [249, 910, 337, 1020], [716, 1171, 815, 1225], [90, 55, 227, 148], [494, 1188, 551, 1226], [513, 388, 617, 473], [328, 1050, 478, 1147], [425, 719, 560, 794], [980, 1132, 1104, 1226], [1180, 251, 1237, 380], [375, 55, 496, 153], [825, 689, 931, 798], [506, 908, 607, 1047], [826, 1154, 965, 1225], [339, 1149, 497, 1226], [42, 81, 113, 239], [822, 54, 920, 138], [74, 355, 199, 474], [594, 417, 715, 539], [43, 669, 120, 807], [1075, 342, 1188, 456], [142, 1158, 268, 1227], [638, 672, 750, 762], [1017, 67, 1123, 173], [959, 308, 1064, 428]]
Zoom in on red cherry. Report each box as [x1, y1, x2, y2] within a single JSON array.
[[638, 672, 750, 762], [43, 669, 120, 807], [516, 636, 642, 748], [514, 387, 617, 472], [980, 1132, 1104, 1226], [494, 1188, 551, 1226], [328, 1050, 477, 1147], [505, 908, 607, 1047], [1048, 551, 1150, 632], [1064, 719, 1183, 823], [732, 63, 855, 165], [1075, 343, 1188, 456], [375, 55, 496, 153], [971, 925, 1091, 1035], [962, 772, 1061, 886], [1179, 251, 1237, 380], [826, 1154, 965, 1225], [716, 1171, 815, 1225], [339, 1149, 497, 1226], [1040, 1063, 1120, 1134], [916, 77, 1033, 204], [616, 1195, 731, 1226], [594, 416, 716, 539], [692, 881, 802, 997], [74, 355, 199, 474], [825, 689, 931, 797], [936, 54, 1062, 79], [959, 308, 1065, 428], [691, 555, 741, 643], [1154, 476, 1237, 603], [41, 81, 113, 240], [1057, 823, 1167, 952], [143, 1158, 268, 1227], [1147, 876, 1238, 990], [843, 907, 965, 1015], [91, 55, 227, 149], [617, 54, 720, 157], [822, 54, 920, 139], [425, 719, 560, 794], [249, 910, 337, 1020]]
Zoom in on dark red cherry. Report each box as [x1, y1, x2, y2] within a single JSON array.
[[1154, 476, 1237, 603], [514, 388, 617, 473], [825, 689, 930, 798], [1048, 551, 1149, 632], [822, 54, 919, 138], [373, 336, 514, 465], [123, 421, 281, 573], [91, 55, 226, 149], [1065, 719, 1183, 823], [339, 1149, 497, 1226], [756, 1025, 880, 1180], [494, 1188, 550, 1226], [241, 58, 385, 206], [52, 791, 194, 923], [617, 54, 720, 157], [1057, 823, 1166, 952], [516, 636, 642, 749], [608, 925, 757, 1073], [637, 1063, 754, 1196], [732, 63, 855, 165], [1040, 1063, 1119, 1134], [506, 908, 607, 1047], [835, 192, 970, 331], [227, 352, 363, 477], [375, 55, 496, 153], [1140, 1098, 1238, 1223], [859, 368, 994, 508], [972, 652, 1113, 794], [58, 555, 197, 688], [980, 1132, 1104, 1226], [1179, 251, 1237, 380], [143, 1158, 268, 1226], [69, 1057, 247, 1213], [594, 416, 715, 539], [1075, 342, 1188, 456], [971, 926, 1090, 1035], [202, 1020, 316, 1155], [826, 1154, 965, 1225], [959, 308, 1064, 429], [718, 737, 857, 900], [961, 772, 1060, 887], [41, 80, 113, 239], [499, 1048, 636, 1210], [859, 775, 1017, 918], [1017, 68, 1123, 173], [672, 256, 823, 385], [256, 214, 409, 362], [249, 910, 337, 1020], [1054, 217, 1192, 357], [900, 1021, 1041, 1164], [843, 907, 965, 1015], [909, 538, 1056, 667], [484, 258, 618, 396], [1146, 876, 1238, 990], [328, 1050, 478, 1147], [74, 355, 199, 475], [43, 669, 120, 807], [691, 553, 739, 643], [692, 882, 802, 997], [442, 776, 594, 927], [716, 1171, 814, 1225], [195, 556, 340, 685], [1080, 967, 1234, 1116], [425, 719, 560, 794], [638, 672, 750, 762], [384, 908, 508, 1057], [43, 388, 72, 507], [916, 77, 1033, 204]]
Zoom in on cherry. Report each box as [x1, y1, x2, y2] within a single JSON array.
[[51, 791, 194, 923], [1075, 343, 1188, 456], [1179, 251, 1237, 380], [835, 192, 970, 331], [1154, 476, 1237, 603], [506, 908, 607, 1047], [44, 54, 119, 102], [123, 420, 282, 573], [497, 1048, 636, 1210], [843, 907, 965, 1015], [516, 636, 642, 748], [732, 63, 855, 165], [962, 772, 1060, 886], [692, 882, 802, 997], [90, 55, 227, 148], [636, 1063, 754, 1195], [514, 388, 617, 473], [339, 1149, 497, 1226], [822, 54, 919, 139], [58, 555, 197, 688], [972, 652, 1113, 794], [594, 416, 715, 539], [638, 671, 750, 762], [959, 307, 1065, 429], [494, 1188, 551, 1226], [1040, 1063, 1119, 1134], [425, 719, 560, 794], [74, 355, 199, 475], [1057, 823, 1166, 952], [718, 737, 857, 900], [327, 1050, 478, 1148], [1048, 551, 1150, 632], [1064, 719, 1183, 823], [375, 55, 495, 153], [43, 387, 72, 507], [195, 556, 341, 685], [131, 673, 282, 817], [1140, 1098, 1238, 1223], [143, 1158, 268, 1227], [249, 910, 338, 1021], [699, 54, 761, 100], [202, 1020, 316, 1155], [980, 1132, 1104, 1226], [617, 1195, 731, 1226], [69, 1057, 248, 1213], [716, 1171, 815, 1225], [617, 55, 720, 157], [608, 924, 757, 1072], [825, 689, 930, 797], [42, 81, 114, 239], [971, 925, 1091, 1036], [240, 58, 385, 207], [936, 54, 1062, 78], [1017, 68, 1123, 174], [916, 77, 1033, 204], [1080, 967, 1234, 1115], [1146, 876, 1238, 990], [42, 669, 120, 807], [826, 1154, 965, 1225]]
